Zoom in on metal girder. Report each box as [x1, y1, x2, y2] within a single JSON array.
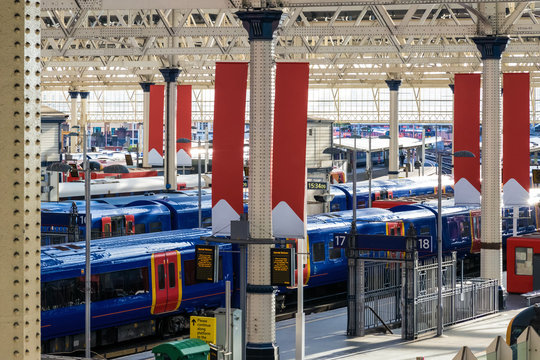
[[41, 0, 534, 10], [37, 3, 540, 88]]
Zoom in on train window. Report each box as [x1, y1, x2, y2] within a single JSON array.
[[150, 222, 162, 233], [135, 223, 146, 234], [103, 223, 112, 237], [91, 229, 101, 240], [516, 247, 533, 276], [41, 278, 84, 311], [328, 242, 341, 259], [419, 226, 431, 236], [110, 216, 125, 237], [183, 259, 196, 286], [157, 264, 165, 290], [168, 263, 176, 288], [448, 220, 459, 242], [312, 242, 325, 262], [459, 218, 470, 238], [473, 216, 481, 239], [97, 267, 149, 301]]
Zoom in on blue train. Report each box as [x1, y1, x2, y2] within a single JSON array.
[[41, 199, 538, 352], [41, 177, 455, 245]]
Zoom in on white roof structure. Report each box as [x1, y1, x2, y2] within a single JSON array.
[[39, 1, 540, 89]]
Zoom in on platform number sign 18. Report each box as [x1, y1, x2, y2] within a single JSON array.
[[416, 236, 433, 253], [333, 233, 348, 249]]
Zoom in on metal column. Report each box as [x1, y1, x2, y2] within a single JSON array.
[[237, 10, 282, 360], [79, 92, 90, 152], [0, 0, 41, 358], [140, 82, 154, 168], [473, 37, 509, 282], [159, 68, 180, 191], [386, 80, 401, 179], [68, 90, 79, 153]]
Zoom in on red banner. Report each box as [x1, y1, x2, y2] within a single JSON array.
[[272, 63, 310, 238], [176, 85, 192, 166], [503, 73, 530, 205], [211, 62, 248, 235], [454, 74, 481, 205], [148, 85, 165, 165]]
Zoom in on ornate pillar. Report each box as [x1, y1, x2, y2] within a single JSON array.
[[140, 82, 154, 168], [0, 0, 41, 358], [159, 68, 180, 190], [386, 79, 401, 179], [237, 10, 282, 360], [68, 90, 79, 153], [473, 36, 509, 282]]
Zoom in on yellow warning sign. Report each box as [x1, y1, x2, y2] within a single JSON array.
[[190, 316, 216, 344]]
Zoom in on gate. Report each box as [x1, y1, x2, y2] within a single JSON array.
[[344, 228, 499, 339]]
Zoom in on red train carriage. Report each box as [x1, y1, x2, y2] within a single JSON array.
[[507, 233, 540, 293]]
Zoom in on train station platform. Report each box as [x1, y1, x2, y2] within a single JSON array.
[[276, 305, 520, 360], [114, 294, 526, 360]]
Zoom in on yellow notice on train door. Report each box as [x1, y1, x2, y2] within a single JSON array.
[[189, 316, 217, 344]]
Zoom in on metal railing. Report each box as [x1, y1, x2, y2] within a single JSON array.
[[356, 255, 498, 336], [415, 278, 499, 336]]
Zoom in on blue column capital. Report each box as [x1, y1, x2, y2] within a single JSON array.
[[68, 91, 79, 99], [159, 68, 180, 83], [385, 79, 402, 91], [472, 36, 509, 60], [139, 82, 154, 92], [79, 91, 90, 99], [236, 10, 283, 41], [448, 84, 455, 94]]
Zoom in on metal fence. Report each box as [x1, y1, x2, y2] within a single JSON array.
[[414, 255, 499, 336], [363, 261, 402, 329], [358, 255, 499, 337]]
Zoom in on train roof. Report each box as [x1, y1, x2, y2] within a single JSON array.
[[332, 175, 453, 193], [42, 199, 171, 217], [58, 174, 212, 199], [41, 228, 215, 275], [94, 189, 212, 206]]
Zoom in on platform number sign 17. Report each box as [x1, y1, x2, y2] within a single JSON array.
[[333, 233, 348, 249], [416, 236, 433, 253]]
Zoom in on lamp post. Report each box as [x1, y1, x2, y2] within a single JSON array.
[[436, 150, 474, 337]]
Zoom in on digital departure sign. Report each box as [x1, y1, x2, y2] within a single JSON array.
[[307, 181, 328, 190], [271, 248, 295, 287], [195, 245, 219, 283]]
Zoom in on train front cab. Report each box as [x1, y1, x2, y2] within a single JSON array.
[[507, 233, 540, 294]]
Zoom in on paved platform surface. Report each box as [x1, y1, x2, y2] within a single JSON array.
[[276, 306, 520, 360], [118, 294, 527, 360]]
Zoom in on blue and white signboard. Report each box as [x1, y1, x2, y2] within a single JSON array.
[[333, 233, 348, 248], [416, 236, 433, 253]]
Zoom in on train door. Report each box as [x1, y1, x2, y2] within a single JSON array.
[[125, 215, 135, 235], [470, 210, 481, 253], [151, 251, 182, 314], [386, 222, 404, 236], [102, 217, 111, 238]]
